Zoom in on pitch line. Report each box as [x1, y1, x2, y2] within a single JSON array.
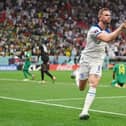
[[0, 78, 110, 87], [32, 96, 126, 102], [96, 96, 126, 99], [33, 97, 83, 102], [0, 78, 40, 83], [0, 96, 126, 117]]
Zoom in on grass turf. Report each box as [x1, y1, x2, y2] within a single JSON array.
[[0, 70, 126, 126]]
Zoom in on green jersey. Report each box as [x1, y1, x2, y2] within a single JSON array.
[[25, 51, 31, 60], [23, 51, 32, 70], [113, 63, 126, 83]]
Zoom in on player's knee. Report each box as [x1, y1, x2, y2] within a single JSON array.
[[89, 83, 97, 88], [79, 87, 85, 91], [79, 81, 87, 91], [89, 80, 99, 88], [89, 74, 100, 87]]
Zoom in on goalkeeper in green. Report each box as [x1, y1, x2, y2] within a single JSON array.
[[112, 63, 126, 88], [23, 47, 34, 81]]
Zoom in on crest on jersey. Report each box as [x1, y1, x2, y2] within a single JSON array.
[[94, 29, 99, 33]]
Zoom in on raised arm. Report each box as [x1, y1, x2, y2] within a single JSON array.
[[97, 21, 126, 42]]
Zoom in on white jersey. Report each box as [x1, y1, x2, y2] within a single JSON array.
[[80, 25, 110, 64]]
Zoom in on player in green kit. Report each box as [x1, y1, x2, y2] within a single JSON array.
[[23, 47, 34, 81], [112, 63, 126, 88]]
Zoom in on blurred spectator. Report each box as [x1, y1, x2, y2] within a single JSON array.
[[0, 0, 125, 63]]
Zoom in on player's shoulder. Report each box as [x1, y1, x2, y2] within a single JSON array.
[[113, 63, 119, 69], [89, 24, 102, 34], [88, 24, 102, 37], [90, 24, 102, 30], [89, 24, 111, 33]]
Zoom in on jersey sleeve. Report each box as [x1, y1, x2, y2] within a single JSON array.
[[89, 26, 102, 38]]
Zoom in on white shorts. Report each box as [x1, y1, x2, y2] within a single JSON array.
[[77, 62, 103, 80]]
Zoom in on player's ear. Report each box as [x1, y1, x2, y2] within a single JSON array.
[[98, 14, 101, 20]]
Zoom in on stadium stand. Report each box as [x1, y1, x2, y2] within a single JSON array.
[[0, 0, 126, 65]]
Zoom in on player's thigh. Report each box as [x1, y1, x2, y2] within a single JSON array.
[[41, 63, 48, 71], [78, 63, 89, 90], [79, 63, 89, 80], [89, 63, 102, 87]]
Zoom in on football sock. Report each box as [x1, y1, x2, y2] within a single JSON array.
[[23, 70, 28, 78], [41, 70, 44, 80], [45, 71, 53, 79], [81, 86, 96, 115], [27, 71, 32, 77], [75, 70, 79, 88]]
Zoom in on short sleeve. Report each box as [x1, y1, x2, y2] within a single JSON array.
[[89, 26, 102, 38]]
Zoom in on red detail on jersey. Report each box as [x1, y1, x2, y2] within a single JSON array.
[[94, 30, 99, 33]]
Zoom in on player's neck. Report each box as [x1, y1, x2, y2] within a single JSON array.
[[98, 21, 107, 30]]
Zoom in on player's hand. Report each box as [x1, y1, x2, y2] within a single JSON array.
[[121, 21, 126, 33]]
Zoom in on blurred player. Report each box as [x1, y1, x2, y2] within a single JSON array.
[[71, 70, 76, 79], [75, 8, 126, 120], [23, 47, 34, 81], [70, 55, 81, 79], [111, 62, 126, 88], [39, 43, 56, 83]]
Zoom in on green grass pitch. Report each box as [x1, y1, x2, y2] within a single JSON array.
[[0, 70, 126, 126]]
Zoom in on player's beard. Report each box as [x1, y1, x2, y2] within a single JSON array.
[[102, 19, 111, 28]]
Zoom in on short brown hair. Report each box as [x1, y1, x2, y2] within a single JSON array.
[[98, 8, 110, 18]]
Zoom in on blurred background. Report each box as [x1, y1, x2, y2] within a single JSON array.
[[0, 0, 126, 71]]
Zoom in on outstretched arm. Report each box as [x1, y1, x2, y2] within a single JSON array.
[[97, 21, 126, 42]]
